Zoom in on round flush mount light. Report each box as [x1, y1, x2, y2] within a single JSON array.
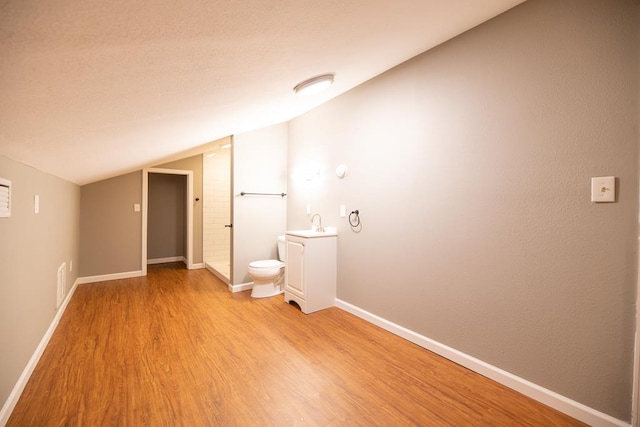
[[293, 73, 335, 96]]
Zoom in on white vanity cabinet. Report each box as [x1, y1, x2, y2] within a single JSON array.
[[284, 232, 337, 314]]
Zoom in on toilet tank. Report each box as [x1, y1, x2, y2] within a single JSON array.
[[277, 235, 286, 261]]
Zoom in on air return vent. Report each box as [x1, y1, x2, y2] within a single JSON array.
[[0, 178, 11, 218], [57, 262, 66, 308]]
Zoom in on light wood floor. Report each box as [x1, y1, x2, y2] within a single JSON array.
[[8, 263, 585, 426]]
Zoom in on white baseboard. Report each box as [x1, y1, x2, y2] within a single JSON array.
[[147, 256, 185, 265], [147, 258, 204, 270], [0, 278, 80, 426], [76, 270, 144, 285], [229, 282, 253, 293], [334, 299, 629, 427]]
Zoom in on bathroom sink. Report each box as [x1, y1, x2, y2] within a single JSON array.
[[286, 228, 337, 238]]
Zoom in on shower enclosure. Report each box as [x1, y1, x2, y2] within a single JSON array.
[[203, 142, 232, 283]]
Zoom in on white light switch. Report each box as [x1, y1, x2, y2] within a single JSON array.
[[134, 203, 141, 212], [339, 205, 346, 217], [591, 176, 615, 203], [34, 195, 39, 214]]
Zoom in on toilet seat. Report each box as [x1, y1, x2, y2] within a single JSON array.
[[248, 259, 284, 277], [249, 259, 284, 269]]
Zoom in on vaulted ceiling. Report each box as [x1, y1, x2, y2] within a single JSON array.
[[0, 0, 525, 185]]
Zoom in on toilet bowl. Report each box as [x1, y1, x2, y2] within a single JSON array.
[[249, 235, 286, 298]]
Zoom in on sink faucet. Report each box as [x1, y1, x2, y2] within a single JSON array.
[[310, 213, 324, 232]]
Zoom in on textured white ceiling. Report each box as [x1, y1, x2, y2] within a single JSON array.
[[0, 0, 525, 185]]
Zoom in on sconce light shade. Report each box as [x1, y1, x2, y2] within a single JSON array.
[[292, 163, 322, 182], [294, 74, 335, 96]]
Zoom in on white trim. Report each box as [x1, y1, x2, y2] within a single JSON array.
[[147, 256, 186, 265], [633, 236, 640, 427], [0, 177, 12, 218], [205, 263, 230, 284], [76, 270, 144, 285], [142, 170, 148, 276], [190, 263, 204, 269], [186, 172, 194, 270], [228, 281, 253, 293], [635, 331, 639, 427], [0, 278, 80, 425], [335, 299, 629, 427]]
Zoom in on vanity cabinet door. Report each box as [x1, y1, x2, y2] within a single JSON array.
[[285, 239, 305, 298]]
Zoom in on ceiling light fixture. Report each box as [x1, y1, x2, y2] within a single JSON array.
[[293, 73, 335, 96]]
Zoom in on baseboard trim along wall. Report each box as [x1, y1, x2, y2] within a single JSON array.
[[147, 256, 185, 265], [146, 258, 203, 269], [76, 270, 144, 285], [229, 282, 253, 293], [0, 278, 80, 426], [334, 299, 629, 427]]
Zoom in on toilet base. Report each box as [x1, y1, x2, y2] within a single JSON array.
[[251, 281, 284, 298], [248, 265, 284, 298]]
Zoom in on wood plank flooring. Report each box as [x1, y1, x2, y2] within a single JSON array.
[[8, 263, 585, 426]]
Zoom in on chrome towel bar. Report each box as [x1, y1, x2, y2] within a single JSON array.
[[240, 192, 287, 197]]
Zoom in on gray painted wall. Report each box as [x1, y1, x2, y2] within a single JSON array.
[[79, 154, 204, 277], [156, 155, 203, 265], [287, 0, 638, 421], [0, 155, 80, 412], [147, 173, 186, 260], [79, 171, 142, 276]]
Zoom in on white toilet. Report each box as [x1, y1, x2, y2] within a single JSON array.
[[248, 235, 286, 298]]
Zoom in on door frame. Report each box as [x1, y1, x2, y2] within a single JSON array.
[[142, 168, 194, 275], [633, 236, 640, 427]]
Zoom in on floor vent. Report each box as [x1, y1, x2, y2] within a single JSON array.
[[57, 262, 66, 308]]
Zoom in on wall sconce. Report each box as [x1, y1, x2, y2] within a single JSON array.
[[303, 166, 321, 181], [335, 164, 348, 179], [293, 164, 322, 182]]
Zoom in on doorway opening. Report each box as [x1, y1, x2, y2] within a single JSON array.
[[142, 168, 194, 276]]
